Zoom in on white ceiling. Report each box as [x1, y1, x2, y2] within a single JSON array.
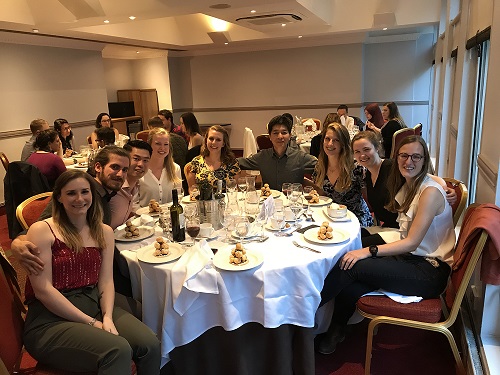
[[0, 0, 441, 59]]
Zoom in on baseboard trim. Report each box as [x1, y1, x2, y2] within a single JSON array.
[[460, 298, 486, 374]]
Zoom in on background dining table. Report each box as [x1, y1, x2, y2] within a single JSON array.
[[116, 200, 362, 374]]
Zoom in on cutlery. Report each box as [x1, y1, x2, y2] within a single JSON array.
[[283, 225, 302, 237], [292, 240, 321, 253]]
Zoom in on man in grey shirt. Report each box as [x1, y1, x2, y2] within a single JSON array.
[[238, 114, 317, 190], [21, 118, 49, 161]]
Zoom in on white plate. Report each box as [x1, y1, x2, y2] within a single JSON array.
[[265, 222, 292, 231], [304, 196, 333, 207], [231, 229, 258, 239], [259, 189, 281, 200], [197, 232, 218, 240], [114, 226, 155, 242], [322, 207, 351, 222], [182, 195, 198, 204], [213, 247, 264, 271], [302, 227, 350, 245], [136, 243, 184, 264], [74, 163, 88, 169], [136, 204, 171, 216]]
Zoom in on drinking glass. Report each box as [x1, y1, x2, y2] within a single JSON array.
[[289, 199, 303, 228], [254, 215, 267, 241], [185, 217, 200, 247], [158, 211, 172, 240], [184, 204, 197, 221], [234, 215, 250, 243], [303, 186, 314, 217], [176, 185, 184, 198], [273, 209, 286, 237], [190, 184, 200, 200], [282, 183, 292, 202], [220, 207, 235, 243], [226, 178, 237, 193], [237, 177, 247, 201]]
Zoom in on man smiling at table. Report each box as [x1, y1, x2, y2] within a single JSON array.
[[238, 114, 317, 190]]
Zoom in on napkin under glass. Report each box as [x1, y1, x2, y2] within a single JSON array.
[[171, 239, 219, 315], [257, 195, 275, 221]]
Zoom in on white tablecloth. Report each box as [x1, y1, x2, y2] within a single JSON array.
[[116, 206, 362, 363]]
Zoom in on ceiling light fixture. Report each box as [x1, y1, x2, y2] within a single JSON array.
[[224, 42, 228, 45], [32, 28, 39, 33], [298, 35, 302, 38], [383, 27, 388, 30], [208, 31, 231, 44], [129, 16, 136, 20], [104, 20, 109, 24], [281, 23, 286, 27], [251, 10, 256, 13], [136, 51, 140, 54]]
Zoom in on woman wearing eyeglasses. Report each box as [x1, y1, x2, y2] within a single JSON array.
[[317, 135, 455, 355], [90, 113, 120, 149]]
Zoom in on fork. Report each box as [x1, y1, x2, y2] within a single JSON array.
[[292, 240, 321, 253]]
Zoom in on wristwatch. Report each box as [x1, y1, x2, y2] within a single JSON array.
[[369, 245, 378, 258]]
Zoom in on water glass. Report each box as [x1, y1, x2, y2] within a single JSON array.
[[220, 207, 235, 243], [282, 183, 292, 201], [290, 199, 303, 228], [303, 186, 314, 215], [226, 178, 237, 193], [273, 210, 286, 237], [234, 215, 250, 243]]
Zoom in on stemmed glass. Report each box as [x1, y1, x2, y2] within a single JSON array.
[[303, 186, 314, 218], [158, 211, 172, 241], [220, 207, 235, 243], [234, 215, 250, 243], [273, 206, 286, 237], [237, 177, 247, 199], [184, 204, 197, 221], [226, 178, 237, 193], [190, 184, 200, 200], [289, 197, 303, 228], [185, 217, 200, 247], [282, 183, 291, 204]]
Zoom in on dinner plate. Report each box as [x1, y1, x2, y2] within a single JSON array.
[[322, 207, 351, 222], [302, 227, 350, 245], [231, 229, 258, 239], [197, 232, 218, 240], [213, 247, 264, 271], [181, 195, 198, 204], [304, 196, 333, 207], [259, 189, 281, 200], [264, 222, 292, 231], [136, 243, 184, 264], [136, 204, 171, 216], [114, 226, 155, 242], [74, 163, 88, 169]]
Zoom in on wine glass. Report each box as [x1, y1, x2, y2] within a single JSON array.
[[226, 178, 237, 193], [273, 208, 286, 237], [234, 215, 250, 243], [185, 217, 200, 247], [289, 198, 303, 228], [190, 184, 200, 200], [158, 211, 172, 240], [220, 207, 234, 243], [184, 203, 197, 221], [237, 177, 247, 199], [282, 183, 291, 203], [303, 186, 314, 219]]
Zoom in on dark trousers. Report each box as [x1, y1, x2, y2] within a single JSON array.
[[24, 286, 161, 375], [320, 253, 451, 326]]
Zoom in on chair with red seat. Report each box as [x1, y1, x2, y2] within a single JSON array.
[[413, 123, 423, 136], [256, 134, 273, 151], [16, 192, 53, 231], [135, 130, 150, 142], [356, 204, 495, 375], [0, 252, 137, 375], [443, 177, 468, 227], [389, 128, 415, 158]]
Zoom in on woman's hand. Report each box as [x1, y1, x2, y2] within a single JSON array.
[[64, 149, 73, 158], [101, 315, 119, 335], [340, 248, 370, 270], [365, 121, 380, 133]]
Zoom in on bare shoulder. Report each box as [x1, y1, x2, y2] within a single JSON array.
[[27, 220, 54, 246], [102, 224, 114, 237]]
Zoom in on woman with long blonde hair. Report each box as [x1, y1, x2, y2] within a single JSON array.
[[312, 122, 372, 226], [138, 127, 182, 206]]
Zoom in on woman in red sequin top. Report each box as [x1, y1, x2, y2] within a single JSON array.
[[23, 169, 160, 374]]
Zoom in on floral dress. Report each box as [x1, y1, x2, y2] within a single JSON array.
[[190, 155, 240, 190], [312, 165, 373, 227]]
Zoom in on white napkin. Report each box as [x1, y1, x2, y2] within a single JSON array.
[[362, 289, 423, 304], [115, 214, 154, 231], [171, 240, 219, 315], [303, 118, 316, 126], [257, 195, 275, 221], [243, 127, 258, 157]]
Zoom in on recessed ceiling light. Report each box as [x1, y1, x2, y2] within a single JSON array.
[[129, 16, 136, 20], [224, 42, 228, 45], [382, 27, 388, 30], [32, 28, 39, 33], [104, 20, 109, 24], [298, 35, 302, 38], [281, 23, 286, 27], [251, 10, 256, 13]]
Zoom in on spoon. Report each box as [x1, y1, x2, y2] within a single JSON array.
[[292, 240, 321, 253]]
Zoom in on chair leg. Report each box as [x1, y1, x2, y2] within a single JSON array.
[[440, 328, 465, 375], [364, 319, 379, 375]]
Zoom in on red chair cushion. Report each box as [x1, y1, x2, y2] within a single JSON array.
[[357, 295, 443, 323], [22, 197, 51, 228]]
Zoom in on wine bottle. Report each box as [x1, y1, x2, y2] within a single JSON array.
[[170, 189, 185, 242], [214, 179, 224, 200]]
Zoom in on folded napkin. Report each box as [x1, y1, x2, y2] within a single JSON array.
[[243, 127, 258, 157], [362, 289, 423, 304], [171, 240, 219, 315], [115, 214, 154, 231], [303, 118, 316, 126], [257, 195, 275, 221]]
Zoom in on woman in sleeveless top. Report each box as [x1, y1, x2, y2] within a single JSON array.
[[23, 169, 160, 374], [317, 136, 455, 355]]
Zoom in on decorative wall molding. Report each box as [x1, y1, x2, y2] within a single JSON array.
[[477, 154, 498, 189], [0, 120, 95, 140]]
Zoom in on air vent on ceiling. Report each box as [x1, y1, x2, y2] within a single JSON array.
[[236, 13, 302, 26]]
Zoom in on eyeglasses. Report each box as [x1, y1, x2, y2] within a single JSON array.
[[397, 153, 424, 162]]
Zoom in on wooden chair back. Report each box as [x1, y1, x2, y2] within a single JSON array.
[[256, 134, 273, 150], [16, 192, 53, 230], [443, 178, 468, 227], [413, 123, 423, 136], [135, 130, 150, 142], [390, 128, 415, 158], [0, 152, 9, 171]]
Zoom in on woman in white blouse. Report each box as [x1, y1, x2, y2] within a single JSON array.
[[138, 128, 182, 206]]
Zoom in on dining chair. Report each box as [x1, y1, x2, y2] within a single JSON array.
[[413, 123, 423, 136], [256, 134, 273, 150], [312, 118, 321, 131], [0, 251, 137, 375], [443, 177, 468, 227], [0, 152, 10, 171], [356, 204, 493, 375], [16, 192, 53, 231], [389, 128, 415, 158], [86, 135, 92, 145], [135, 130, 150, 142]]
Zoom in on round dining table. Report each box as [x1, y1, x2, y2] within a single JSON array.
[[116, 198, 362, 374]]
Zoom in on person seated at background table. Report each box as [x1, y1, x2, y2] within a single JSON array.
[[180, 112, 204, 150], [185, 125, 240, 193], [110, 140, 152, 229], [309, 123, 373, 227], [337, 104, 354, 130], [21, 118, 50, 161], [366, 102, 406, 158], [317, 135, 455, 355], [310, 113, 341, 158], [95, 126, 116, 147], [351, 131, 457, 240], [90, 112, 120, 149], [23, 169, 161, 374], [364, 103, 384, 131], [238, 114, 317, 191], [138, 127, 182, 206], [53, 118, 75, 158], [27, 129, 67, 189], [158, 109, 188, 142]]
